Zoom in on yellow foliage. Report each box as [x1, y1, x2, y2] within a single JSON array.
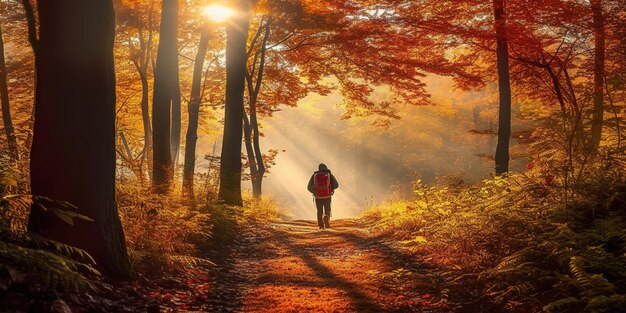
[[365, 161, 626, 312], [117, 182, 212, 276], [242, 193, 282, 223]]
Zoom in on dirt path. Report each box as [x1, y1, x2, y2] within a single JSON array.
[[203, 219, 449, 313]]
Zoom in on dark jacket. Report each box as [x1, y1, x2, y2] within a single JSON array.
[[307, 169, 339, 197]]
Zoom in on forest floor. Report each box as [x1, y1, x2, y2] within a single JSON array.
[[194, 219, 449, 313], [59, 218, 452, 313]]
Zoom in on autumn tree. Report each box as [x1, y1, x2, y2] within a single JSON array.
[[19, 0, 37, 154], [152, 0, 180, 193], [0, 0, 38, 167], [218, 0, 249, 205], [0, 20, 18, 164], [182, 12, 212, 199], [382, 0, 618, 172], [243, 16, 271, 197], [492, 0, 511, 175], [117, 0, 158, 183], [603, 0, 626, 148], [588, 0, 605, 153], [27, 0, 131, 277], [232, 0, 470, 195], [259, 0, 474, 124]]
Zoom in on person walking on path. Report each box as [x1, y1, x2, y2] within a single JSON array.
[[307, 163, 339, 229]]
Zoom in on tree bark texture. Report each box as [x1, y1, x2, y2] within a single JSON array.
[[218, 0, 249, 206], [28, 0, 131, 278], [152, 0, 179, 193]]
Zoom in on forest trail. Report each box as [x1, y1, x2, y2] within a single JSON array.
[[203, 219, 445, 313]]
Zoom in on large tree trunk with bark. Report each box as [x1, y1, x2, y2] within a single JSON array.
[[183, 23, 210, 199], [493, 0, 511, 176], [152, 0, 179, 193], [27, 0, 131, 278], [218, 0, 249, 206], [0, 24, 19, 164], [589, 0, 605, 153]]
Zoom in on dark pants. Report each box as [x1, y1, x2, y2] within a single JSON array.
[[315, 198, 331, 228]]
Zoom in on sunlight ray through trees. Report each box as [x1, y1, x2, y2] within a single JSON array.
[[0, 0, 624, 311]]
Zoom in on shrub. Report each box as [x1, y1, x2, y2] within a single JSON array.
[[117, 183, 213, 277], [364, 163, 626, 312], [242, 193, 281, 223]]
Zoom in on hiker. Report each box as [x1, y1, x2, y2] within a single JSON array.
[[307, 163, 339, 229]]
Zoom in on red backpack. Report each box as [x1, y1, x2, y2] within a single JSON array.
[[313, 172, 331, 198]]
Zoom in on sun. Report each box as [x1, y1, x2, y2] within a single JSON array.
[[202, 4, 235, 22]]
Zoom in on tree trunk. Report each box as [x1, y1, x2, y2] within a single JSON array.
[[137, 62, 152, 182], [251, 115, 265, 196], [493, 0, 511, 175], [142, 6, 155, 182], [131, 25, 153, 184], [27, 0, 130, 278], [183, 23, 210, 199], [0, 24, 19, 163], [242, 113, 259, 194], [252, 173, 262, 196], [472, 105, 481, 130], [131, 60, 151, 183], [171, 82, 181, 164], [250, 25, 268, 197], [152, 0, 178, 193], [244, 19, 270, 197], [589, 0, 605, 153], [218, 0, 249, 206], [488, 120, 495, 153], [20, 0, 38, 156]]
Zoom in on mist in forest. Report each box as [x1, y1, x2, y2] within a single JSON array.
[[259, 75, 528, 219]]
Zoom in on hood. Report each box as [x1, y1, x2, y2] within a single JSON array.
[[318, 163, 330, 172]]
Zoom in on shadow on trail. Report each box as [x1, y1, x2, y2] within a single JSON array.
[[271, 228, 386, 313], [283, 227, 428, 273], [196, 205, 248, 312], [335, 231, 430, 272]]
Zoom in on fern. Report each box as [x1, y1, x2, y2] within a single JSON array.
[[0, 193, 100, 292], [367, 166, 626, 312], [544, 297, 586, 312], [585, 295, 626, 313], [0, 241, 97, 292]]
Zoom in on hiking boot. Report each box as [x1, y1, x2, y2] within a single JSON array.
[[323, 215, 330, 228]]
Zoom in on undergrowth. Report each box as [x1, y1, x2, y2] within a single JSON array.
[[204, 193, 281, 250], [0, 194, 99, 293], [116, 183, 214, 277], [117, 182, 282, 277], [364, 163, 626, 312], [242, 194, 281, 224]]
